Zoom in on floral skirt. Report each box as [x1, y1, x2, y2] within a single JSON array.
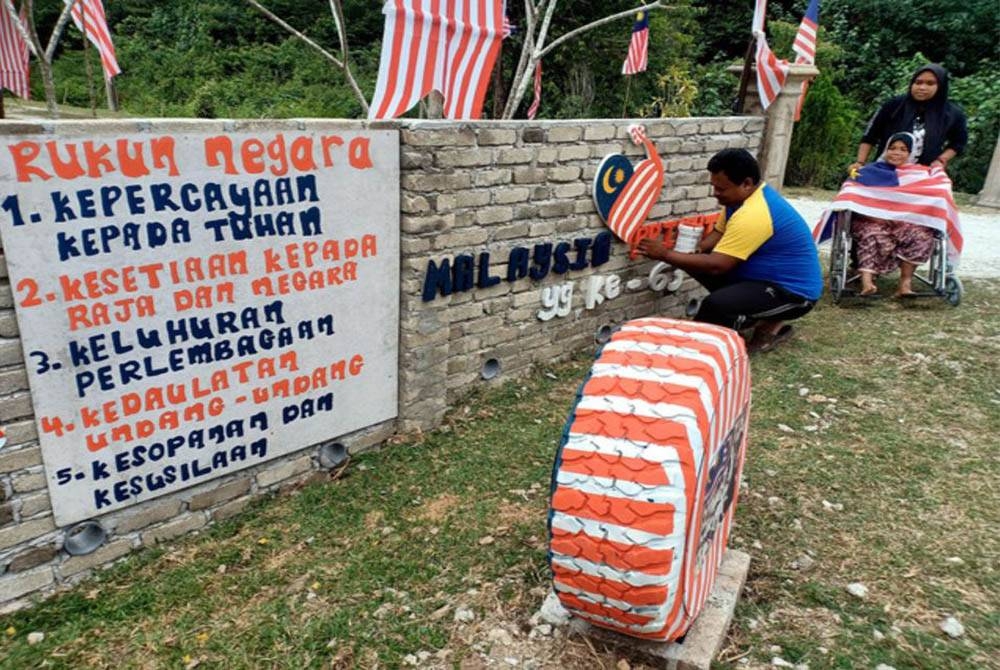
[[851, 215, 936, 275]]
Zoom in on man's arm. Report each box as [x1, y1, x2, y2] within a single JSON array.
[[638, 237, 740, 275], [697, 229, 723, 253]]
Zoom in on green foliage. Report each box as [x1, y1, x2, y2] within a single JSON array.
[[947, 66, 1000, 194], [773, 20, 861, 189], [491, 1, 701, 119], [638, 64, 699, 118], [787, 73, 860, 189], [689, 62, 739, 117], [46, 0, 376, 118]]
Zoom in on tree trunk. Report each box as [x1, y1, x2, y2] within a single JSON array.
[[976, 133, 1000, 208], [36, 57, 58, 118], [5, 0, 59, 117]]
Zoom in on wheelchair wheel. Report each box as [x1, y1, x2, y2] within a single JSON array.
[[830, 272, 845, 304], [944, 275, 962, 307], [829, 226, 849, 304]]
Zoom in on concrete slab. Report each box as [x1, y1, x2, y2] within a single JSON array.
[[567, 549, 751, 670]]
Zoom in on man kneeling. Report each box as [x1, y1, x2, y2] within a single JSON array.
[[639, 149, 822, 353]]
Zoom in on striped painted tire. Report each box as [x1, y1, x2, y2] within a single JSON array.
[[548, 317, 750, 641]]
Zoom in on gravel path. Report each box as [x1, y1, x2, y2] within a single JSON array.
[[789, 197, 1000, 279]]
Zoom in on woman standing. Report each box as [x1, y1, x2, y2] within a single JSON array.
[[849, 64, 968, 173]]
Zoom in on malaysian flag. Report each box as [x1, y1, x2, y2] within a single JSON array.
[[526, 60, 541, 119], [750, 0, 787, 110], [751, 0, 768, 36], [792, 0, 819, 121], [621, 11, 648, 75], [593, 125, 664, 247], [754, 34, 788, 110], [369, 0, 505, 120], [67, 0, 121, 79], [0, 4, 29, 99], [814, 163, 964, 265]]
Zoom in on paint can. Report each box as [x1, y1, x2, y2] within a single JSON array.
[[674, 224, 703, 253]]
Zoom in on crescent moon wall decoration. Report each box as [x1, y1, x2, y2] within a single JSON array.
[[591, 128, 665, 248]]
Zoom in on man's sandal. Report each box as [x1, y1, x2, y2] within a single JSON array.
[[747, 324, 795, 354]]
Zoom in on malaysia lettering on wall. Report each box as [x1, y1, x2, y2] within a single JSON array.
[[421, 231, 614, 302], [0, 125, 400, 526]]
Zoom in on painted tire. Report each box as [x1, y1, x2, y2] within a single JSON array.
[[548, 317, 750, 641]]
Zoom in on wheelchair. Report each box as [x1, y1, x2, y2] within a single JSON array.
[[826, 210, 963, 306]]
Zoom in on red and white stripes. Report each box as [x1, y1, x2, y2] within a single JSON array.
[[815, 164, 964, 264], [549, 318, 751, 641], [754, 34, 789, 111], [68, 0, 121, 79], [369, 0, 504, 120], [0, 4, 29, 99], [621, 14, 648, 76], [605, 129, 664, 246]]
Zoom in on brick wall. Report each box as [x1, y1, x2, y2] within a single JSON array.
[[0, 115, 764, 610], [395, 117, 764, 430]]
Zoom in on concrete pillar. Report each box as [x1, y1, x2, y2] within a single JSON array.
[[977, 133, 1000, 208], [729, 63, 819, 190]]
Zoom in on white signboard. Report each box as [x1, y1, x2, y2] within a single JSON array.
[[0, 125, 399, 525]]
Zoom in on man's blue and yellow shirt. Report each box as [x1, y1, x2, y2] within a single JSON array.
[[714, 183, 823, 301]]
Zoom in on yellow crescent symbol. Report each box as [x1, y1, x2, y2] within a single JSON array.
[[637, 11, 644, 20], [602, 167, 616, 194]]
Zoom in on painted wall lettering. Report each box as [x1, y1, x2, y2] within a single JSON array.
[[422, 231, 613, 302], [0, 127, 400, 525]]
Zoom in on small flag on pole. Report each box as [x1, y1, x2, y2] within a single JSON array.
[[67, 0, 121, 79], [792, 0, 819, 62], [0, 5, 30, 99], [754, 34, 789, 110], [792, 0, 819, 121], [622, 11, 649, 75], [751, 0, 768, 37], [527, 61, 542, 119]]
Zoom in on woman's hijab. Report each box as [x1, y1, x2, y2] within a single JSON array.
[[895, 64, 951, 161], [878, 131, 917, 163]]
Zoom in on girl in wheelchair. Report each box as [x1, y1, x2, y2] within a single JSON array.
[[850, 132, 936, 297]]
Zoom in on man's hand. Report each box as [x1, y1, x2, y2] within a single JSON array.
[[637, 237, 671, 261]]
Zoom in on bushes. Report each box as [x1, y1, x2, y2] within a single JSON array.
[[786, 72, 860, 190], [948, 66, 1000, 194]]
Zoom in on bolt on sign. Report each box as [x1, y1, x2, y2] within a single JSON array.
[[0, 124, 400, 526]]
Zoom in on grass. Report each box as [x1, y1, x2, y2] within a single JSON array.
[[1, 281, 998, 669]]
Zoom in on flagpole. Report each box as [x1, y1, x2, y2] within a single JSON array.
[[105, 76, 118, 112], [79, 1, 97, 117], [622, 76, 632, 118], [734, 37, 755, 113]]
